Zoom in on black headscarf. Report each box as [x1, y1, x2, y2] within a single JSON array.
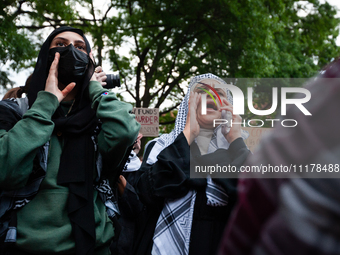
[[28, 26, 98, 255]]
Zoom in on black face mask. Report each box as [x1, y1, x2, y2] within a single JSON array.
[[48, 44, 89, 86]]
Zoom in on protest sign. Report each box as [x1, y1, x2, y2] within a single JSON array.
[[133, 108, 159, 137]]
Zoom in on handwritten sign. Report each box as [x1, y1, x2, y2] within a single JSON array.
[[242, 127, 272, 153], [132, 108, 159, 137]]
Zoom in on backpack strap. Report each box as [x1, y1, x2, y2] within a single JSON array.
[[0, 97, 47, 250], [15, 97, 29, 115], [0, 99, 23, 132]]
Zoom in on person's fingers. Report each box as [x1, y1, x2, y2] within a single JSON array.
[[193, 92, 200, 111], [219, 105, 234, 113], [92, 66, 108, 86], [45, 52, 61, 100], [96, 71, 106, 79], [184, 91, 202, 145], [95, 65, 103, 73], [188, 92, 193, 113], [190, 92, 197, 117], [222, 98, 232, 107], [49, 52, 60, 76], [190, 92, 195, 110], [61, 82, 76, 98], [233, 115, 242, 123], [97, 68, 106, 78], [229, 115, 243, 130], [193, 92, 199, 106]]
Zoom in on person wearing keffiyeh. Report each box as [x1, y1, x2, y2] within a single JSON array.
[[0, 26, 140, 254], [133, 73, 250, 255]]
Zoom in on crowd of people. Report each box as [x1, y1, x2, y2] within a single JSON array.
[[0, 26, 339, 255]]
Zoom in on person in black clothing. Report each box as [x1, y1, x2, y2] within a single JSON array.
[[134, 73, 250, 255], [111, 133, 144, 255]]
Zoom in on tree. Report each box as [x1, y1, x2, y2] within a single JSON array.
[[105, 0, 340, 128], [1, 1, 36, 88], [1, 0, 339, 127], [0, 0, 79, 89]]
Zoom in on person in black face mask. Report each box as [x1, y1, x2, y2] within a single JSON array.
[[0, 26, 140, 255]]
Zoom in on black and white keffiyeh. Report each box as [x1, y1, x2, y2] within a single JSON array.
[[94, 179, 120, 219], [147, 73, 233, 165], [123, 151, 142, 172], [147, 73, 247, 255]]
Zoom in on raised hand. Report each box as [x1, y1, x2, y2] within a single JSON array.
[[183, 92, 201, 145], [219, 98, 242, 144], [45, 52, 75, 102], [90, 51, 107, 86]]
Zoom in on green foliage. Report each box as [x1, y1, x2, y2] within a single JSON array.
[[0, 0, 77, 88], [159, 110, 178, 134], [0, 71, 14, 88], [1, 0, 339, 131], [105, 0, 339, 127], [0, 1, 36, 87]]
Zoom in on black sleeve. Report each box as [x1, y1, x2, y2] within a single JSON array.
[[135, 132, 190, 208], [191, 137, 250, 201], [118, 180, 144, 218], [136, 134, 250, 208]]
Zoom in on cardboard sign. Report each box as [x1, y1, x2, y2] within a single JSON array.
[[242, 127, 272, 153], [132, 108, 159, 137]]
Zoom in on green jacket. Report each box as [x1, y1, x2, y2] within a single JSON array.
[[0, 81, 140, 254]]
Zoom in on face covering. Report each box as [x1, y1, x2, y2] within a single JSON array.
[[48, 44, 89, 86]]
